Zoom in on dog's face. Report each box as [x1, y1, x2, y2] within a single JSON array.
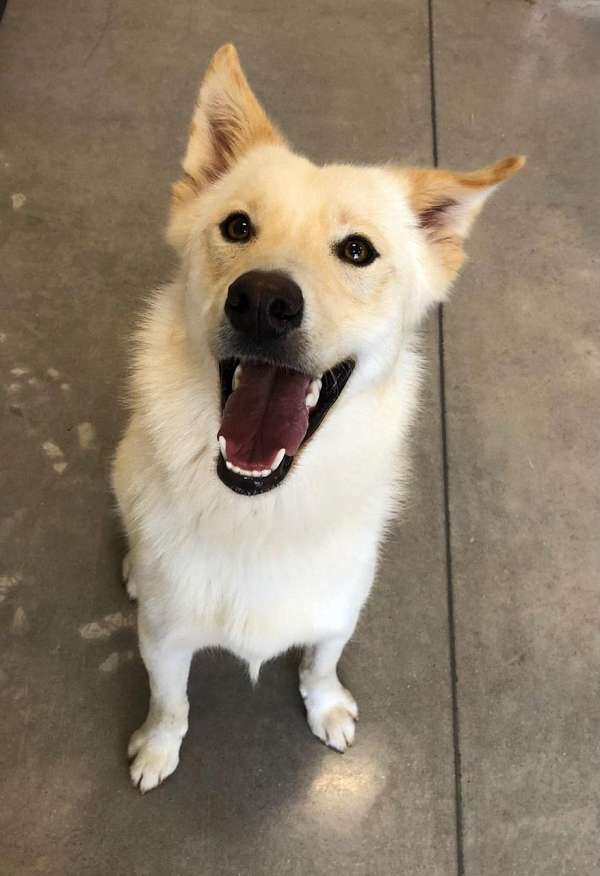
[[168, 45, 524, 496]]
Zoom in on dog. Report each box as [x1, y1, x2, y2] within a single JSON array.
[[112, 44, 524, 793]]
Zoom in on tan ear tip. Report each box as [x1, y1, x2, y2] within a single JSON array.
[[211, 43, 240, 69], [494, 154, 527, 180]]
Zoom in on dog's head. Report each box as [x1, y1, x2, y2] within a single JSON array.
[[168, 45, 524, 496]]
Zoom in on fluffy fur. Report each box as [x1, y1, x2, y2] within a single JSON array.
[[112, 44, 524, 792]]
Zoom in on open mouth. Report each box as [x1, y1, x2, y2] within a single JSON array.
[[216, 358, 355, 496]]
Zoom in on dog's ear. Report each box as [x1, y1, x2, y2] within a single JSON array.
[[403, 155, 526, 296], [168, 44, 284, 248]]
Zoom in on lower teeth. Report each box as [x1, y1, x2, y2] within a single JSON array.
[[225, 461, 271, 478], [223, 446, 286, 479]]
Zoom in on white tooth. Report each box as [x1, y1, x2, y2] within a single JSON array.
[[272, 448, 285, 470], [261, 469, 271, 477], [232, 363, 242, 391], [218, 436, 227, 459], [252, 470, 261, 477], [305, 378, 322, 409], [226, 460, 234, 471]]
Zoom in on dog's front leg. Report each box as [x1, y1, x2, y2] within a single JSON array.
[[299, 633, 358, 753], [128, 627, 193, 793]]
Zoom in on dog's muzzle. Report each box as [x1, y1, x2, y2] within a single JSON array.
[[215, 269, 354, 496]]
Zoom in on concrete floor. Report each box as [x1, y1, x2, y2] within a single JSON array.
[[0, 1, 598, 874]]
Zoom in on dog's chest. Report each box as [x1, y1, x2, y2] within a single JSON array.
[[153, 500, 379, 664]]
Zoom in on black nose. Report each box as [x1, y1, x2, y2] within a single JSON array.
[[225, 270, 303, 340]]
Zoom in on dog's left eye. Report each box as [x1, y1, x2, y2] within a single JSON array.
[[220, 212, 254, 243], [335, 235, 379, 267]]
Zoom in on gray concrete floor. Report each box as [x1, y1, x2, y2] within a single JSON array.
[[0, 2, 598, 874]]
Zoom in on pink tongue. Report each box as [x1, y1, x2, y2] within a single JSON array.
[[218, 363, 311, 471]]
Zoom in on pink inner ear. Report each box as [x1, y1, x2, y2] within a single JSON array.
[[418, 198, 458, 230]]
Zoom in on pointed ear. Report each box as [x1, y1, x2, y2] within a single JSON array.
[[403, 155, 526, 292], [168, 44, 285, 247]]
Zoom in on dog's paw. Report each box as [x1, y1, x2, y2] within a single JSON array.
[[128, 728, 182, 793], [122, 553, 137, 600], [303, 685, 358, 753]]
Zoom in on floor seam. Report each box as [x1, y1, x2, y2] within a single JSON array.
[[427, 1, 466, 874]]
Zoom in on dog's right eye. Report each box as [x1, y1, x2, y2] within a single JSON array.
[[220, 212, 254, 243]]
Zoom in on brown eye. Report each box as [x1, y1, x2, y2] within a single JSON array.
[[336, 234, 378, 267], [220, 212, 254, 242]]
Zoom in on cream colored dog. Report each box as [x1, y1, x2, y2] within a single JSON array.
[[112, 44, 524, 793]]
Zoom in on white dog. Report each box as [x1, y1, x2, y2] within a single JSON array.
[[112, 44, 524, 793]]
